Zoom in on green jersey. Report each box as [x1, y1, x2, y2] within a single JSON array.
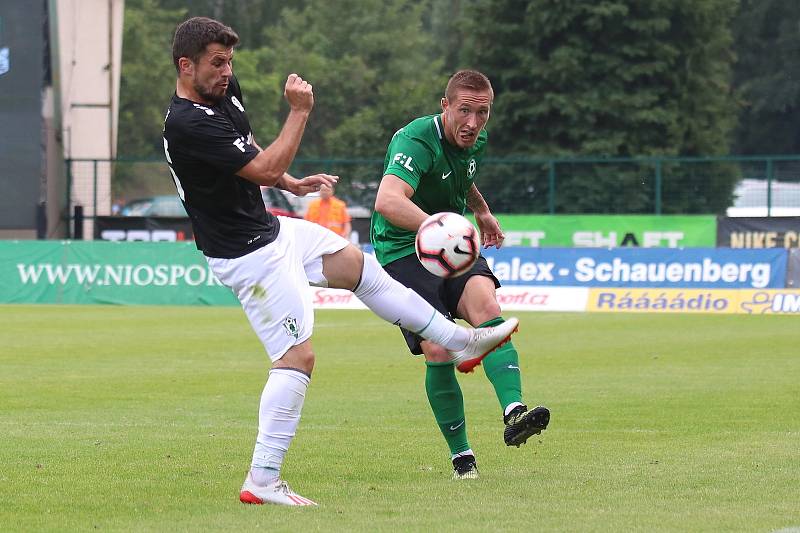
[[370, 114, 488, 265]]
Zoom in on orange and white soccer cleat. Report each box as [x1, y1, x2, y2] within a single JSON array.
[[448, 317, 519, 373], [239, 473, 317, 506]]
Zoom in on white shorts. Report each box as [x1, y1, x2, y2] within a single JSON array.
[[206, 217, 350, 362]]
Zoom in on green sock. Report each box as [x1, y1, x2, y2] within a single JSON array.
[[425, 361, 470, 455], [479, 317, 523, 410]]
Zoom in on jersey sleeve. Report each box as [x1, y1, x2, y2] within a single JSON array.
[[383, 132, 434, 191], [173, 107, 259, 176]]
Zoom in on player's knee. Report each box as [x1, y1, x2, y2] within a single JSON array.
[[467, 296, 502, 325], [484, 301, 502, 319], [323, 244, 364, 290], [460, 278, 502, 323], [277, 342, 316, 374]]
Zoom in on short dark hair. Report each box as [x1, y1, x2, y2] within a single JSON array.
[[445, 70, 494, 102], [172, 17, 239, 72]]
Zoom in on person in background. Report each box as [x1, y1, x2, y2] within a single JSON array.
[[304, 184, 352, 239], [111, 197, 125, 215]]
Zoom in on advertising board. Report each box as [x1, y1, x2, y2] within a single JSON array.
[[717, 216, 800, 249], [94, 216, 195, 241], [485, 247, 786, 289], [0, 242, 792, 311], [494, 215, 715, 247], [588, 288, 800, 315]]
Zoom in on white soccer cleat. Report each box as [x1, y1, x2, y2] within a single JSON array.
[[449, 317, 519, 373], [239, 473, 318, 506]]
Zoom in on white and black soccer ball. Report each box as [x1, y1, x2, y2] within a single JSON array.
[[415, 212, 479, 278]]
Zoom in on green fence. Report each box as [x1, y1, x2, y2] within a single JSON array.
[[66, 155, 800, 237]]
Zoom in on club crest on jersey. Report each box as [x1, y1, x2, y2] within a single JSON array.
[[230, 95, 245, 112], [282, 316, 300, 339], [467, 158, 476, 179]]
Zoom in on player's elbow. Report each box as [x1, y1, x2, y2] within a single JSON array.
[[258, 167, 285, 186], [251, 157, 286, 185], [238, 157, 284, 187], [375, 175, 412, 218], [373, 192, 396, 218]]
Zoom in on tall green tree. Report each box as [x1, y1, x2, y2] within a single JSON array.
[[732, 0, 800, 155], [462, 0, 738, 157], [250, 0, 446, 159], [158, 0, 303, 50], [119, 0, 456, 160], [119, 0, 447, 204], [119, 0, 292, 157], [225, 0, 449, 205], [118, 0, 185, 157], [428, 0, 467, 74], [460, 0, 739, 213], [116, 0, 747, 213]]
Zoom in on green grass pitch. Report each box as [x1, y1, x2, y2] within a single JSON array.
[[1, 305, 798, 532]]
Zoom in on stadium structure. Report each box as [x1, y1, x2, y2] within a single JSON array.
[[0, 0, 123, 239]]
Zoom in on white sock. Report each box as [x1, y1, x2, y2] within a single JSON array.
[[353, 253, 469, 350], [250, 368, 310, 479], [504, 402, 525, 418], [250, 467, 280, 486], [451, 449, 475, 460]]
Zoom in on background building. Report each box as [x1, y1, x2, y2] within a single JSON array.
[[0, 0, 123, 239]]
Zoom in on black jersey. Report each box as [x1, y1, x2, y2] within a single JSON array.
[[163, 76, 279, 258]]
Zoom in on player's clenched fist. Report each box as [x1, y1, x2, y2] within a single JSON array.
[[284, 73, 314, 113]]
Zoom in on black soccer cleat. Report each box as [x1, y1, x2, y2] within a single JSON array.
[[504, 405, 550, 447], [451, 454, 479, 480]]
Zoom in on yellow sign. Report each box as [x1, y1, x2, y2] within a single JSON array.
[[587, 288, 800, 314]]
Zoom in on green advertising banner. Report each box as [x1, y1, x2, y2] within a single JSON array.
[[0, 240, 238, 306], [490, 215, 716, 247]]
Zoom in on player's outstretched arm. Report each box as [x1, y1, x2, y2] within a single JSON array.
[[374, 174, 429, 232], [277, 172, 339, 196], [467, 184, 505, 249], [237, 74, 313, 186]]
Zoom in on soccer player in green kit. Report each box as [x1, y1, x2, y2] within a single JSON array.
[[371, 70, 550, 479]]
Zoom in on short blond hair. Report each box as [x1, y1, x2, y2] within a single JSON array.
[[445, 70, 493, 101]]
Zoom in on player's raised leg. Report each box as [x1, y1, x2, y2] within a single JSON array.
[[457, 275, 550, 446], [321, 243, 518, 368]]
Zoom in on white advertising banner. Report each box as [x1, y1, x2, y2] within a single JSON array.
[[309, 287, 368, 309], [308, 286, 588, 312], [495, 286, 588, 311]]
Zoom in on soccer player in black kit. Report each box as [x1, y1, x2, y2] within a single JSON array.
[[163, 17, 519, 506]]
